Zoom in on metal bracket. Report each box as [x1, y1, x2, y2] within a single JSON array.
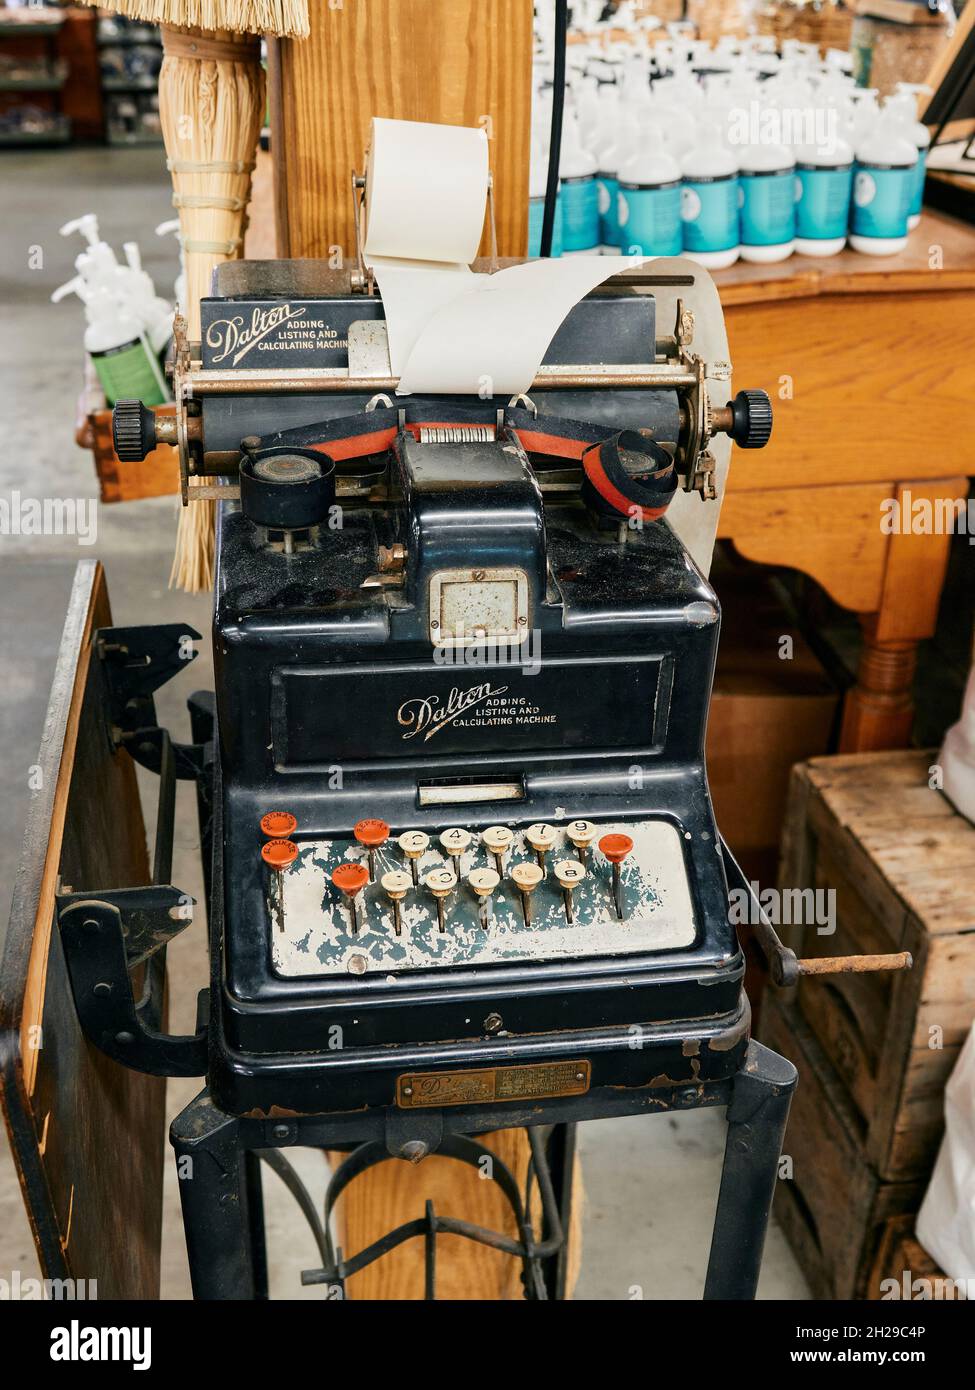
[[58, 898, 207, 1077], [57, 884, 194, 968], [56, 684, 214, 1079], [97, 623, 205, 776]]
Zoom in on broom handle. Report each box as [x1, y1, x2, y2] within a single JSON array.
[[159, 26, 263, 339]]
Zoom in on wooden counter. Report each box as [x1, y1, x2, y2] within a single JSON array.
[[716, 208, 974, 750]]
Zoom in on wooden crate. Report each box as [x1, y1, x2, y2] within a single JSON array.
[[75, 367, 179, 504], [778, 750, 975, 1183], [761, 992, 924, 1300], [865, 1213, 964, 1301], [756, 2, 854, 55]]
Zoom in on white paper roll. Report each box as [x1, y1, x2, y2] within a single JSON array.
[[365, 117, 490, 265]]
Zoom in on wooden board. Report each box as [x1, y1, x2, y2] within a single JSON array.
[[334, 1129, 582, 1300], [0, 562, 166, 1299], [268, 0, 533, 261]]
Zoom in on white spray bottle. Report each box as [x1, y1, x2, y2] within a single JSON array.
[[52, 277, 169, 407]]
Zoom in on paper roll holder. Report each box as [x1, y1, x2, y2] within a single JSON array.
[[349, 160, 500, 294]]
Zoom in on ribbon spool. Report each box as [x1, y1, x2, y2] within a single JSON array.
[[239, 446, 337, 531], [580, 430, 677, 524]]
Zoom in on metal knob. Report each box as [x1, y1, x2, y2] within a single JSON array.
[[112, 398, 157, 462], [725, 389, 773, 450]]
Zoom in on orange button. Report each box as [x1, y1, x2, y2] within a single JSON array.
[[599, 833, 634, 864], [261, 811, 297, 839], [354, 818, 390, 848], [262, 839, 298, 870], [332, 862, 369, 895]]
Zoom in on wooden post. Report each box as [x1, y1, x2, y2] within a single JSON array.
[[267, 0, 533, 262]]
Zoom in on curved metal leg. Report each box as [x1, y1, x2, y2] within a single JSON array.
[[703, 1040, 798, 1300]]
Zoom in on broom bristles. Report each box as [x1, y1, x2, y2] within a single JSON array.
[[75, 0, 309, 39]]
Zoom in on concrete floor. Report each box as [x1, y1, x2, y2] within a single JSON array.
[[0, 147, 809, 1300]]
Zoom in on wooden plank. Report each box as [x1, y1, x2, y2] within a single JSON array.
[[334, 1128, 581, 1299], [0, 562, 166, 1298], [723, 285, 974, 493], [270, 0, 533, 262], [759, 993, 923, 1299], [866, 1214, 962, 1299], [718, 482, 891, 615]]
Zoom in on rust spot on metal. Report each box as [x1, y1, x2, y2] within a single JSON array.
[[241, 1104, 302, 1120], [682, 1040, 701, 1057]]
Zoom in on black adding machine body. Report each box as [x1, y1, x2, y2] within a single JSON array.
[[59, 253, 901, 1300]]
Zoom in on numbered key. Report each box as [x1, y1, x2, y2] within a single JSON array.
[[332, 861, 370, 934], [525, 822, 558, 874], [599, 833, 634, 921], [566, 819, 598, 865], [398, 829, 429, 886], [554, 858, 586, 924], [468, 866, 501, 929], [510, 860, 544, 927], [439, 826, 472, 874], [482, 824, 514, 874], [425, 865, 458, 933], [381, 869, 412, 937]]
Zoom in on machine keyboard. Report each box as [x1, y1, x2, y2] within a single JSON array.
[[264, 817, 698, 978]]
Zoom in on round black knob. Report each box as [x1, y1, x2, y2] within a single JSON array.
[[113, 399, 157, 462], [726, 389, 773, 449]]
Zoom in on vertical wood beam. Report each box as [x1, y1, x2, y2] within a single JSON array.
[[268, 0, 533, 262]]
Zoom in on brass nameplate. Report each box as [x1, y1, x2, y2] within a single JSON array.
[[396, 1060, 591, 1108]]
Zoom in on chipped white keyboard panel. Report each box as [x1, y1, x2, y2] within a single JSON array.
[[271, 820, 698, 978]]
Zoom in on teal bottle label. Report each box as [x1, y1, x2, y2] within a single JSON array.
[[597, 173, 620, 246], [850, 162, 913, 239], [528, 193, 563, 257], [560, 174, 600, 252], [911, 150, 927, 218], [796, 164, 853, 241], [739, 169, 795, 247], [680, 175, 739, 253], [617, 182, 682, 256]]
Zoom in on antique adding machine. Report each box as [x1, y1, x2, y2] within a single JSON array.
[[55, 251, 909, 1300]]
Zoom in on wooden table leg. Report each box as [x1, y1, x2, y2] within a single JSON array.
[[839, 479, 968, 753], [840, 624, 918, 752]]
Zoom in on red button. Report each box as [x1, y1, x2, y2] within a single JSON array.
[[262, 839, 298, 869], [260, 811, 297, 839], [354, 818, 390, 848], [599, 833, 634, 864], [332, 862, 369, 895]]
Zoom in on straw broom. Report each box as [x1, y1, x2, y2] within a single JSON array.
[[77, 1, 309, 590]]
